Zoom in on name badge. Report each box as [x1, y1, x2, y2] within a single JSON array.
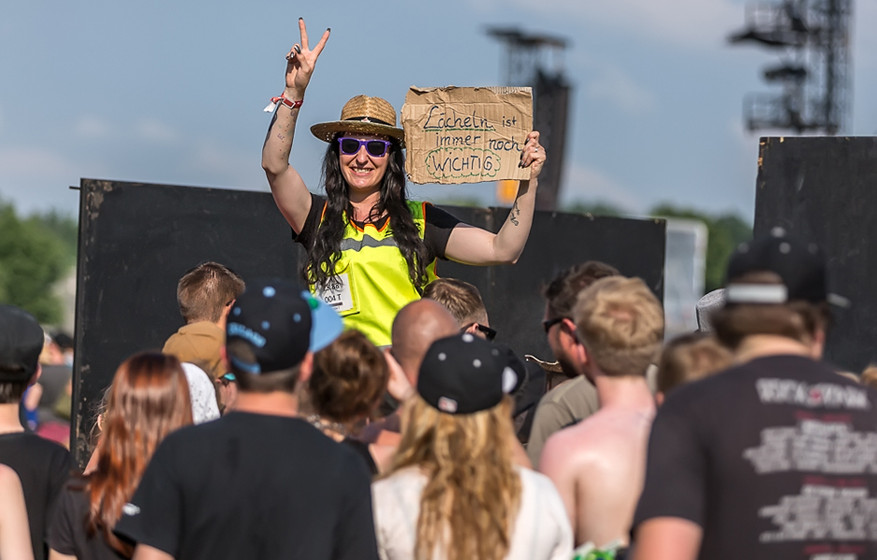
[[316, 273, 356, 316]]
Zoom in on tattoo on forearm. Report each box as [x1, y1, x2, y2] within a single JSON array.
[[510, 201, 520, 226]]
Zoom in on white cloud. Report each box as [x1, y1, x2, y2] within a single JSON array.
[[74, 115, 113, 139], [467, 0, 741, 50], [135, 118, 178, 143], [186, 140, 262, 188], [0, 147, 81, 214], [0, 147, 78, 179], [584, 65, 656, 115], [558, 162, 645, 213]]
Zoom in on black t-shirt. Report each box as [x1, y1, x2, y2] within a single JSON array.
[[634, 354, 877, 559], [341, 437, 378, 477], [293, 193, 461, 261], [114, 412, 380, 560], [48, 481, 127, 560], [0, 431, 73, 560]]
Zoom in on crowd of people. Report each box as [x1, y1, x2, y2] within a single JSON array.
[[3, 17, 877, 560], [4, 226, 877, 559]]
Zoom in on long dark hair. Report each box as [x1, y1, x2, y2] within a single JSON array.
[[305, 136, 430, 292]]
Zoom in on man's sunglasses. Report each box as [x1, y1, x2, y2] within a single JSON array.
[[461, 322, 497, 342], [337, 137, 392, 158], [542, 317, 567, 333]]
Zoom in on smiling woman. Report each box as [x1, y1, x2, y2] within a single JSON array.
[[261, 18, 547, 347]]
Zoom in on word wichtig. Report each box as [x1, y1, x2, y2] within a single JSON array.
[[402, 86, 532, 185]]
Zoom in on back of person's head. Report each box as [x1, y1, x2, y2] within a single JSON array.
[[388, 333, 521, 560], [712, 229, 839, 350], [656, 333, 733, 396], [0, 304, 44, 404], [390, 299, 458, 381], [88, 352, 193, 555], [52, 330, 74, 352], [309, 330, 389, 424], [423, 278, 488, 328], [177, 262, 245, 323], [225, 279, 342, 394], [574, 276, 664, 377], [543, 261, 620, 319]]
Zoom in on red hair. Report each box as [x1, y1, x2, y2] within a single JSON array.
[[87, 352, 193, 555]]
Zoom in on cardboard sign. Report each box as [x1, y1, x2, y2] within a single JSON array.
[[402, 86, 533, 185]]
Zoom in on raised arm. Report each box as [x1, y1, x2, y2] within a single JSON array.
[[444, 131, 545, 265], [261, 18, 330, 234]]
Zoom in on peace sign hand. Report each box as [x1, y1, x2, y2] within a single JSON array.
[[284, 18, 331, 98]]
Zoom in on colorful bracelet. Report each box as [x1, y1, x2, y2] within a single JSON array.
[[263, 95, 304, 113]]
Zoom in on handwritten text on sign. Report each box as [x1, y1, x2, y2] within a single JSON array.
[[401, 86, 533, 185]]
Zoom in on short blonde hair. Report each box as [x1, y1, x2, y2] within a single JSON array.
[[423, 278, 488, 327], [573, 276, 664, 377]]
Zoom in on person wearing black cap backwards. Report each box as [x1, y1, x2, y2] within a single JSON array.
[[115, 280, 380, 560], [261, 19, 546, 349], [632, 229, 877, 560], [372, 333, 573, 560], [0, 304, 73, 560]]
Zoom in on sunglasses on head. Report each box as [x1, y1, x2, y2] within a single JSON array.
[[337, 137, 392, 157]]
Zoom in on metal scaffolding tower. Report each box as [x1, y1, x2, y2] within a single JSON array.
[[487, 27, 571, 211], [729, 0, 853, 134]]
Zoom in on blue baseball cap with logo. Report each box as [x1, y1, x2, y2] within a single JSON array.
[[225, 279, 343, 374]]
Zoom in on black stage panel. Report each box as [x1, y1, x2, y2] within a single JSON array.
[[754, 136, 877, 373], [72, 178, 665, 466]]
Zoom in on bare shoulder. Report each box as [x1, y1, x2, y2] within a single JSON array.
[[543, 408, 651, 470], [540, 419, 605, 473], [0, 464, 21, 487]]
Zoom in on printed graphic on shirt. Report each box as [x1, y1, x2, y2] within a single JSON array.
[[759, 483, 877, 545], [744, 419, 877, 475], [755, 379, 870, 410]]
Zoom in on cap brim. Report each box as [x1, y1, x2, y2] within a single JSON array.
[[302, 291, 344, 352], [310, 121, 405, 147]]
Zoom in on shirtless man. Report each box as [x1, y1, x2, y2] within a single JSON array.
[[539, 276, 663, 549]]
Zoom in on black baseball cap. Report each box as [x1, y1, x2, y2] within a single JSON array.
[[226, 279, 343, 374], [417, 333, 519, 415], [0, 304, 44, 382], [725, 228, 848, 308]]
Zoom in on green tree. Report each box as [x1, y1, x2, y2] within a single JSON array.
[[562, 200, 625, 217], [0, 202, 75, 324], [650, 203, 752, 293]]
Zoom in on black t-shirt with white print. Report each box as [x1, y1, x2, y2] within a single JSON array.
[[634, 354, 877, 560]]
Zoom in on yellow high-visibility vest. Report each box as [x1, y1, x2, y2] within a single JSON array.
[[311, 200, 438, 346]]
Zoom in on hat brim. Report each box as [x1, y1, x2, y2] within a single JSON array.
[[310, 121, 405, 148], [302, 291, 344, 353]]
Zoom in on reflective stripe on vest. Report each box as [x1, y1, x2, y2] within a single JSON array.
[[311, 200, 438, 346]]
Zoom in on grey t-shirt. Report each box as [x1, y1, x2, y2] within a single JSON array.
[[527, 376, 600, 468]]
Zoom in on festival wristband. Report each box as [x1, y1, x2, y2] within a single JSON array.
[[263, 95, 304, 113]]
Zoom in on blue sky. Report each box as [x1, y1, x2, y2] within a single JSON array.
[[1, 0, 874, 222]]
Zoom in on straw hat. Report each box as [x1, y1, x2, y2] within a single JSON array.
[[310, 95, 405, 147]]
